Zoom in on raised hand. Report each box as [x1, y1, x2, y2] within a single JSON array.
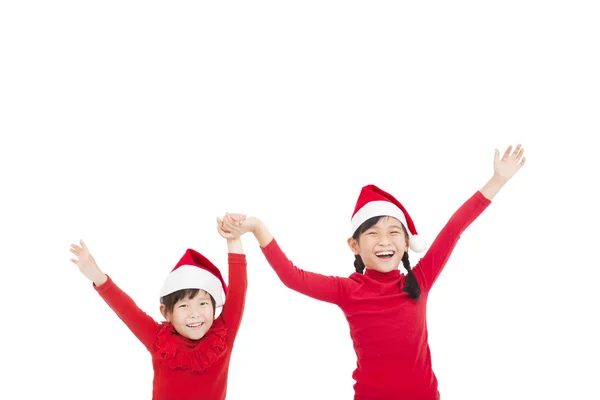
[[216, 213, 247, 239], [494, 144, 526, 180], [70, 240, 107, 286], [217, 213, 256, 239]]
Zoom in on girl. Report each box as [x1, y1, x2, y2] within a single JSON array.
[[69, 217, 247, 400], [219, 145, 526, 400]]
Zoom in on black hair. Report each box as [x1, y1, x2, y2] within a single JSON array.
[[160, 288, 217, 317], [352, 216, 421, 300]]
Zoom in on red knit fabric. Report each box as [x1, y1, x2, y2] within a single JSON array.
[[261, 192, 491, 400], [94, 253, 247, 400]]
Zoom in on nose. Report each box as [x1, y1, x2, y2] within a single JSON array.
[[378, 233, 391, 245]]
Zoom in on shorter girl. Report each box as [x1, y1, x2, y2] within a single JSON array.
[[69, 220, 247, 400]]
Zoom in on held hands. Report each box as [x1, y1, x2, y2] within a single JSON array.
[[494, 144, 526, 180], [69, 240, 107, 286], [216, 213, 256, 239]]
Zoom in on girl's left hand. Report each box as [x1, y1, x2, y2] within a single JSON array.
[[216, 213, 246, 239], [494, 144, 526, 180]]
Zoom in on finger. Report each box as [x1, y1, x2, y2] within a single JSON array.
[[516, 148, 525, 160], [518, 156, 526, 168], [494, 148, 499, 163], [70, 259, 79, 265], [217, 226, 233, 238], [511, 144, 521, 158], [69, 248, 78, 255], [502, 145, 512, 160], [222, 217, 238, 229], [80, 240, 88, 250]]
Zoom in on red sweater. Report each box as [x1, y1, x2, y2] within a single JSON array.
[[94, 253, 247, 400], [261, 192, 491, 400]]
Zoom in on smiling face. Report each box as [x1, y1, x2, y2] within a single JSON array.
[[160, 289, 215, 340], [348, 215, 409, 273]]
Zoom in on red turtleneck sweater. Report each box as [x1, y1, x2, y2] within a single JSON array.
[[94, 253, 247, 400], [261, 192, 490, 400]]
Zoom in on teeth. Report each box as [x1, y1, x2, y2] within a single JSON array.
[[187, 323, 203, 328], [376, 251, 394, 256]]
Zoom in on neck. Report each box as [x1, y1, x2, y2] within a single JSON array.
[[364, 268, 401, 279]]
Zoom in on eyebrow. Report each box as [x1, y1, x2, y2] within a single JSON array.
[[181, 292, 211, 301], [369, 224, 403, 229]]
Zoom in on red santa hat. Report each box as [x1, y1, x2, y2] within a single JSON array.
[[351, 184, 427, 253], [159, 249, 228, 307]]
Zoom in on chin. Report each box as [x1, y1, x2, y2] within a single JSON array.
[[382, 262, 402, 271], [185, 329, 209, 340]]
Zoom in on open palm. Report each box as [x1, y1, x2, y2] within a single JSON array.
[[494, 144, 526, 180], [70, 240, 103, 282]]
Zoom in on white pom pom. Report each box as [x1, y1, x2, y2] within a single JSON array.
[[409, 235, 427, 253]]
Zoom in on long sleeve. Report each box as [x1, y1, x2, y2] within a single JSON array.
[[220, 253, 248, 339], [412, 191, 491, 293], [94, 275, 160, 350], [261, 239, 353, 305]]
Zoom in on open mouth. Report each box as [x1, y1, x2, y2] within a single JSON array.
[[187, 322, 204, 329], [375, 250, 395, 260]]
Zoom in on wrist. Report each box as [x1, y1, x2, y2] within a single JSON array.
[[227, 236, 242, 245], [247, 217, 261, 234], [93, 273, 108, 287], [226, 237, 243, 254], [491, 173, 509, 184]]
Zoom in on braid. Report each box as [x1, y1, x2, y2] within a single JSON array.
[[401, 251, 421, 300], [354, 254, 366, 274]]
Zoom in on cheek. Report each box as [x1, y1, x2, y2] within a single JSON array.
[[204, 308, 215, 320], [172, 309, 188, 322], [358, 237, 373, 249]]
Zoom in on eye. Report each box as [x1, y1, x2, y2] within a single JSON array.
[[178, 304, 188, 308], [366, 231, 377, 236], [390, 231, 401, 234], [200, 301, 209, 306]]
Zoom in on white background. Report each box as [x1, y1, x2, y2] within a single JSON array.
[[1, 1, 599, 399]]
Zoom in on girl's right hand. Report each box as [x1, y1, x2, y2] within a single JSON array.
[[217, 213, 257, 238], [70, 240, 107, 286]]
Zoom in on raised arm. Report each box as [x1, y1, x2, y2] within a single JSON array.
[[215, 219, 248, 339], [480, 144, 526, 200], [413, 144, 526, 292], [220, 215, 352, 305], [70, 240, 159, 350], [412, 192, 491, 292]]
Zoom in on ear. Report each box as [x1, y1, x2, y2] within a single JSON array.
[[347, 237, 360, 255], [160, 304, 170, 322]]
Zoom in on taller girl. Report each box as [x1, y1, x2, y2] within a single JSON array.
[[220, 144, 526, 400]]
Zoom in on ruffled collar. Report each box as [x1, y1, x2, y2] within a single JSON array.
[[364, 268, 402, 282], [155, 317, 228, 372]]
